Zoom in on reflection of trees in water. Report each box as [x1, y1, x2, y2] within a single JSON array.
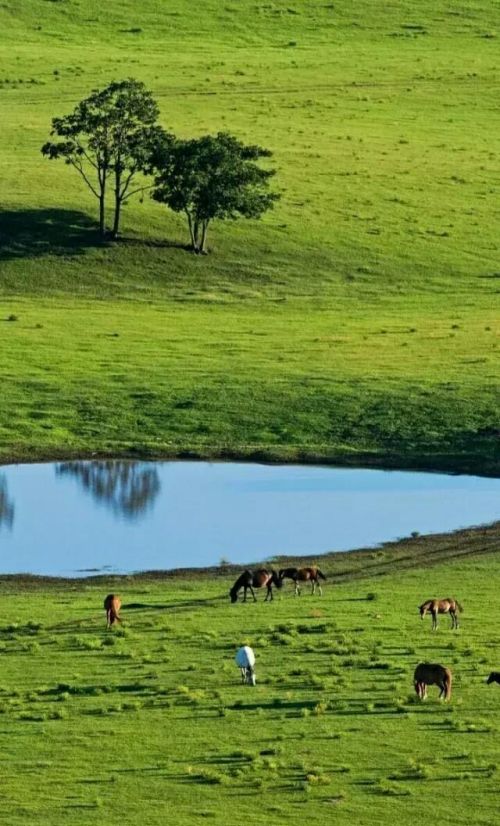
[[0, 475, 14, 529], [56, 461, 160, 519]]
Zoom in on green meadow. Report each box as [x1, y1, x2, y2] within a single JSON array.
[[0, 0, 498, 470], [1, 522, 500, 825]]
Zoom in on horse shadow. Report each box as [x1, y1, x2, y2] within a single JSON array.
[[0, 208, 101, 260]]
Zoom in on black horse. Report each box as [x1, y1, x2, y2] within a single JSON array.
[[487, 672, 500, 685], [229, 569, 282, 603]]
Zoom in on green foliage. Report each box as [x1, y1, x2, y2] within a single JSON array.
[[151, 132, 279, 252], [41, 79, 165, 238]]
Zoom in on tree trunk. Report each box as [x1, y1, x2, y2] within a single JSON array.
[[111, 171, 121, 239], [186, 211, 197, 251], [199, 220, 209, 254], [193, 219, 200, 253], [99, 194, 106, 240], [111, 195, 121, 239]]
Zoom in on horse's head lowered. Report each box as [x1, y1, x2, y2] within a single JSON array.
[[271, 570, 283, 589]]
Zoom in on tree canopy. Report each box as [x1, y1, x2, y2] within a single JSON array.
[[151, 132, 280, 253], [42, 79, 166, 239]]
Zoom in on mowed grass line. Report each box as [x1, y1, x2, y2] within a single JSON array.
[[0, 0, 499, 468], [1, 524, 500, 825]]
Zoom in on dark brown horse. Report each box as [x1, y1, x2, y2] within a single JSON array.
[[229, 569, 282, 603], [279, 566, 326, 596], [487, 672, 500, 685], [414, 663, 452, 701], [419, 598, 462, 630], [104, 594, 122, 628]]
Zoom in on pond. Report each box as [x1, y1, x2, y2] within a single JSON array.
[[0, 461, 499, 577]]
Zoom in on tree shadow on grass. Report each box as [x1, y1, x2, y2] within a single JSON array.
[[0, 208, 102, 260]]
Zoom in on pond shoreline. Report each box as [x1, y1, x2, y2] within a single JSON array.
[[1, 520, 498, 587], [1, 443, 499, 478]]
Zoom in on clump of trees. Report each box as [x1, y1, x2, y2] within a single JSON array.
[[42, 79, 279, 251]]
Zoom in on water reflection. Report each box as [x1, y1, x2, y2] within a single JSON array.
[[0, 474, 14, 529], [2, 462, 500, 576], [56, 461, 160, 520]]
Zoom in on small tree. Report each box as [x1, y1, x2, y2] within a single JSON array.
[[151, 132, 279, 253], [42, 79, 166, 239]]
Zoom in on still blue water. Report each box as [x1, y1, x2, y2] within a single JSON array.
[[0, 461, 499, 576]]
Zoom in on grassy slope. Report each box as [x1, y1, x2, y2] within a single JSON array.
[[0, 0, 499, 470], [1, 522, 500, 825]]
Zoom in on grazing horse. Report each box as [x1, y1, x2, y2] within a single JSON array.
[[235, 645, 256, 685], [487, 672, 500, 685], [229, 569, 282, 603], [419, 598, 462, 630], [414, 663, 452, 701], [279, 566, 326, 596], [104, 594, 122, 628]]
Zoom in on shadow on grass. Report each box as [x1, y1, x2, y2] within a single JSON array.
[[122, 595, 225, 613], [117, 236, 190, 251], [0, 208, 102, 260]]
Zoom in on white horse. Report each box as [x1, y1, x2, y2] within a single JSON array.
[[235, 645, 256, 685]]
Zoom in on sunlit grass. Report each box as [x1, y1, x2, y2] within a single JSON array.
[[0, 524, 500, 824], [0, 0, 498, 467]]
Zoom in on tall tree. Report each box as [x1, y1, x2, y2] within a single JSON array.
[[151, 132, 279, 253], [42, 79, 165, 239]]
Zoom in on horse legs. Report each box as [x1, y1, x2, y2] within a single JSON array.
[[432, 610, 438, 631], [250, 586, 256, 603], [265, 584, 273, 602], [451, 610, 459, 629], [294, 580, 300, 596], [415, 681, 426, 700]]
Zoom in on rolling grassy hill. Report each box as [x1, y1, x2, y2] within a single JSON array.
[[1, 522, 500, 825], [0, 0, 499, 469]]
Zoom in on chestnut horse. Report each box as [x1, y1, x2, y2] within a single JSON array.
[[419, 598, 462, 630], [279, 566, 326, 596], [229, 569, 282, 603], [414, 663, 452, 701], [104, 594, 122, 628]]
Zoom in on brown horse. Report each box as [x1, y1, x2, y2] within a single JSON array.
[[229, 569, 282, 603], [104, 594, 122, 628], [487, 672, 500, 685], [414, 663, 452, 701], [279, 566, 326, 596], [419, 598, 462, 630]]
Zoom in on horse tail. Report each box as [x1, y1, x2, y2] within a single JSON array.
[[444, 669, 452, 701], [455, 600, 463, 614], [316, 569, 326, 581]]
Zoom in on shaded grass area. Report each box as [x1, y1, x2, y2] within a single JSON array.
[[0, 0, 499, 470], [0, 523, 500, 824], [0, 298, 499, 472]]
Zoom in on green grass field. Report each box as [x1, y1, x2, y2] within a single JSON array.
[[1, 522, 500, 825], [0, 1, 499, 470]]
